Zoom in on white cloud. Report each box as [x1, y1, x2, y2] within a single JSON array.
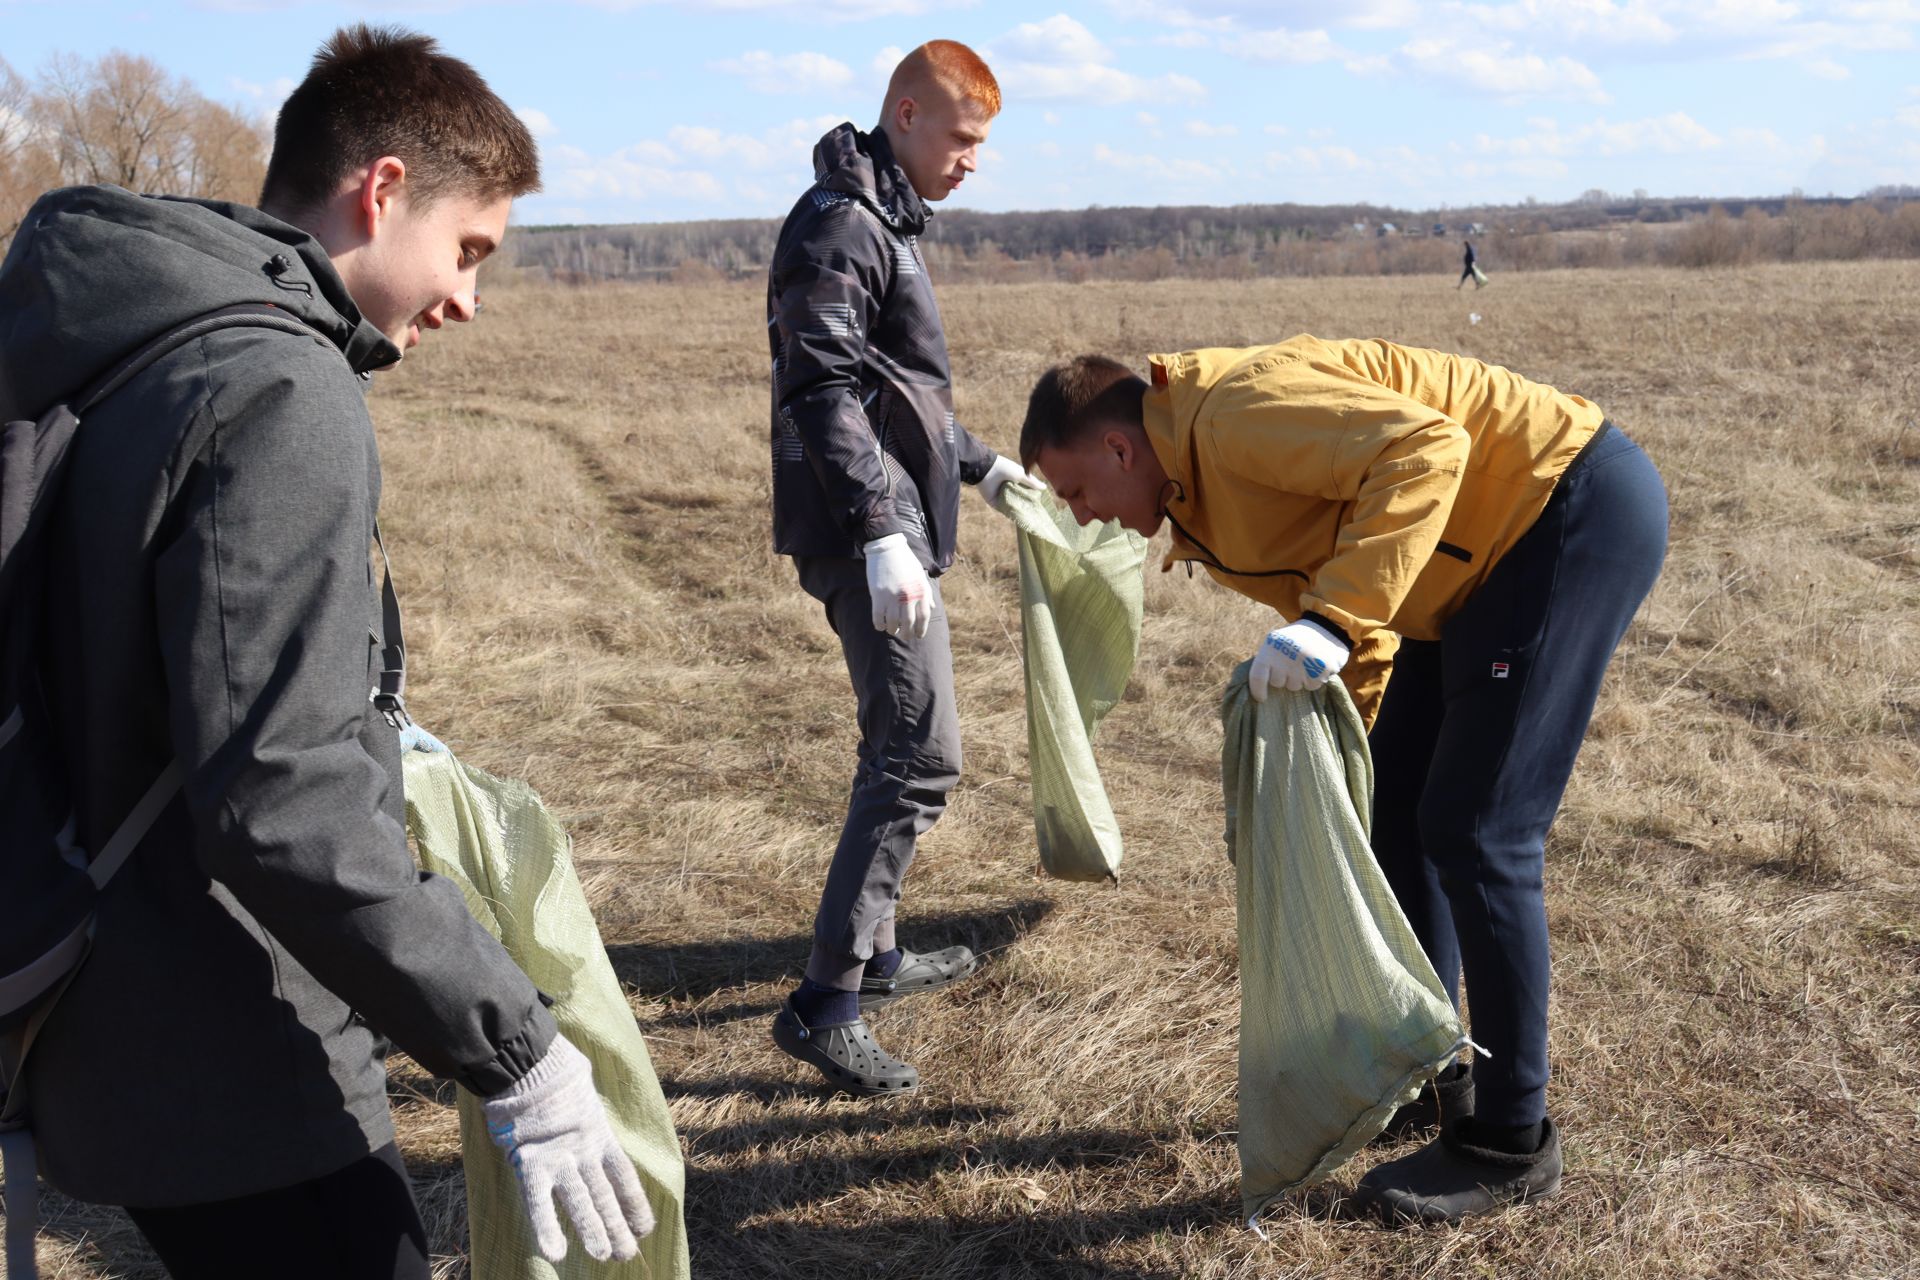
[[1474, 111, 1724, 159], [228, 75, 295, 124], [1001, 13, 1115, 63], [987, 14, 1208, 104], [667, 115, 842, 170], [1112, 0, 1919, 79], [872, 45, 906, 81], [711, 50, 855, 95], [1043, 110, 1062, 125], [1185, 119, 1240, 137], [1460, 0, 1678, 46], [1400, 37, 1609, 102], [1110, 0, 1417, 32], [542, 114, 844, 206], [546, 142, 727, 204], [1808, 57, 1852, 79], [0, 104, 35, 151], [516, 108, 559, 139], [1898, 103, 1920, 129], [581, 0, 944, 19], [1092, 141, 1228, 185], [1266, 144, 1371, 172], [1112, 3, 1349, 65], [1236, 26, 1344, 62]]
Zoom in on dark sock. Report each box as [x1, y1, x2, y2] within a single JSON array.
[[1473, 1119, 1543, 1155], [790, 979, 859, 1026], [866, 947, 903, 980]]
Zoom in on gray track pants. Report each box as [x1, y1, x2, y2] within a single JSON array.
[[793, 556, 963, 991]]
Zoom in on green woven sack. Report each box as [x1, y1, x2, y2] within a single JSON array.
[[404, 751, 689, 1280], [998, 484, 1147, 881], [1221, 666, 1470, 1222]]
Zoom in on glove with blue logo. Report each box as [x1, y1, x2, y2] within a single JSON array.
[[1248, 618, 1350, 702], [483, 1034, 655, 1262]]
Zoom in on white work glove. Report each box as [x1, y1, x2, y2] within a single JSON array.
[[1248, 618, 1350, 702], [862, 532, 934, 638], [975, 453, 1047, 508], [484, 1035, 655, 1263]]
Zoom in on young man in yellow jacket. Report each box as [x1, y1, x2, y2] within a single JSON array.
[[1020, 338, 1668, 1224]]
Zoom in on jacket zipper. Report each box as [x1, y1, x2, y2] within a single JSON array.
[[1163, 510, 1309, 581]]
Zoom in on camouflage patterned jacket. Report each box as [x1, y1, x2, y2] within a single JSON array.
[[767, 122, 996, 573]]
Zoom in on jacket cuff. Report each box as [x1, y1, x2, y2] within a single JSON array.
[[459, 999, 559, 1098], [1298, 611, 1354, 651], [1298, 595, 1372, 649], [853, 503, 903, 545], [956, 426, 996, 485]]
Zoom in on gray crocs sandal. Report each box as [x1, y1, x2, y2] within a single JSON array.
[[771, 998, 919, 1097], [858, 944, 979, 1010]]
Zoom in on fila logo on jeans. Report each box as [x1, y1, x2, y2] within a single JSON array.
[[1491, 662, 1511, 679]]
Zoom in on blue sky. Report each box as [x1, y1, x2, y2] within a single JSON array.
[[5, 1, 1918, 226]]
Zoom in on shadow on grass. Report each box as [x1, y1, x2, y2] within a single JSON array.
[[609, 898, 1057, 1021], [686, 1183, 1239, 1279], [681, 1101, 1014, 1156], [33, 1194, 164, 1280], [685, 1127, 1200, 1225]]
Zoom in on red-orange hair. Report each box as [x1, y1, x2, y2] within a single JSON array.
[[886, 39, 1001, 117]]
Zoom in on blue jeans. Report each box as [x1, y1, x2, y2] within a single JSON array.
[[1368, 423, 1668, 1128]]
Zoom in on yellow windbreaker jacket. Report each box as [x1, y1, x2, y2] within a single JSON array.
[[1144, 336, 1605, 724]]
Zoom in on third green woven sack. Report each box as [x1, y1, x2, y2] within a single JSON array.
[[404, 751, 690, 1280], [1221, 665, 1471, 1223], [998, 484, 1147, 882]]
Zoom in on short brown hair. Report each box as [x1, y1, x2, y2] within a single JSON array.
[[260, 25, 540, 215], [886, 39, 1002, 118], [1020, 355, 1148, 469]]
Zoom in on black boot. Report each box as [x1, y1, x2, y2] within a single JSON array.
[[1353, 1116, 1562, 1225], [1374, 1060, 1475, 1144]]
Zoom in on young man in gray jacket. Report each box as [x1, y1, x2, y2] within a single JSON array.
[[766, 40, 1041, 1094], [0, 27, 649, 1277]]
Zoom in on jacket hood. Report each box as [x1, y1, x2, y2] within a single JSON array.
[[812, 123, 929, 237], [0, 185, 398, 420], [1144, 345, 1268, 491]]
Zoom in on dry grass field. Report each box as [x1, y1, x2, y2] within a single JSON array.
[[27, 260, 1920, 1278]]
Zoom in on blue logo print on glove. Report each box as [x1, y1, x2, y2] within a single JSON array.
[[1301, 656, 1327, 679], [1268, 634, 1302, 661]]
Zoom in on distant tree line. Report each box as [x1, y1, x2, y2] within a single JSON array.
[[0, 51, 268, 248], [509, 191, 1920, 286]]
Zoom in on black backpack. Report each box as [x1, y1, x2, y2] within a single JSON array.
[[0, 304, 322, 1278]]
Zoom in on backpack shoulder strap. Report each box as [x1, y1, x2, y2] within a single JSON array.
[[67, 305, 335, 891], [73, 303, 326, 416]]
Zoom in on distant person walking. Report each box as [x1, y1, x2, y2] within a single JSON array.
[[0, 27, 651, 1278], [1458, 240, 1486, 288], [765, 41, 1042, 1095]]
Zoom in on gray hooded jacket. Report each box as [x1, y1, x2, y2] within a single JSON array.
[[0, 186, 555, 1207]]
